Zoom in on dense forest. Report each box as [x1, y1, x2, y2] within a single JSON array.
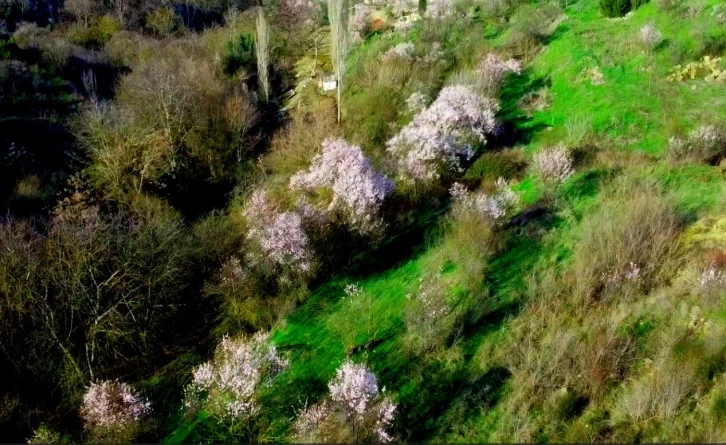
[[2, 0, 726, 441]]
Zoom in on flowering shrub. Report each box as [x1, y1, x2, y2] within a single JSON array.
[[243, 190, 314, 275], [394, 19, 416, 34], [343, 282, 363, 297], [532, 144, 574, 183], [290, 139, 395, 231], [639, 24, 663, 48], [390, 0, 419, 15], [405, 91, 428, 114], [667, 125, 725, 163], [476, 53, 522, 95], [423, 41, 445, 64], [80, 380, 151, 442], [387, 85, 499, 182], [403, 276, 457, 353], [218, 256, 247, 285], [380, 42, 415, 62], [450, 178, 519, 224], [293, 360, 396, 442], [184, 332, 288, 421]]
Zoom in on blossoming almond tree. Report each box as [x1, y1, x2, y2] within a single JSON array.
[[80, 380, 151, 442], [243, 190, 315, 276], [294, 360, 396, 442], [477, 53, 522, 95], [183, 332, 288, 423], [290, 138, 395, 232], [387, 85, 499, 182]]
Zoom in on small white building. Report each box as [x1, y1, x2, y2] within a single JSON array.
[[321, 76, 338, 92]]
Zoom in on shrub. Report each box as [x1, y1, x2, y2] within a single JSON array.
[[294, 360, 396, 443], [144, 8, 183, 37], [67, 15, 122, 48], [464, 149, 528, 183], [449, 179, 519, 224], [290, 138, 395, 232], [27, 425, 63, 444], [78, 42, 260, 200], [403, 275, 460, 353], [380, 42, 416, 62], [665, 56, 725, 83], [404, 181, 508, 353], [667, 124, 726, 164], [532, 143, 574, 184], [504, 3, 562, 59], [387, 85, 499, 183], [80, 380, 151, 443], [569, 182, 681, 303], [263, 99, 340, 186], [639, 24, 663, 49]]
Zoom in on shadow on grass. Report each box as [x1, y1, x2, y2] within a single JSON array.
[[390, 357, 511, 441], [560, 167, 617, 209], [492, 69, 552, 148]]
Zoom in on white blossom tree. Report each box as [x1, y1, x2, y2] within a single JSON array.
[[80, 380, 151, 442], [290, 138, 395, 232], [294, 360, 396, 442]]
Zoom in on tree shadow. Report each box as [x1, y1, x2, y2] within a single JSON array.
[[386, 355, 511, 441], [492, 69, 552, 148], [173, 3, 225, 32]]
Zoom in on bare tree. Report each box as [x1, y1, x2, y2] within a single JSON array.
[[327, 0, 350, 123], [110, 0, 131, 25], [255, 7, 271, 102], [64, 0, 94, 27]]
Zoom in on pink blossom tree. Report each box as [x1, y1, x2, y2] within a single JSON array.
[[80, 380, 151, 442], [294, 360, 396, 442], [290, 139, 395, 232], [243, 190, 315, 276], [477, 53, 522, 95], [387, 85, 500, 182], [184, 332, 288, 422]]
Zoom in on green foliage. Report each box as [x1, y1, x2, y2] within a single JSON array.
[[599, 0, 634, 17], [67, 15, 122, 48], [145, 8, 183, 37], [224, 33, 256, 75]]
